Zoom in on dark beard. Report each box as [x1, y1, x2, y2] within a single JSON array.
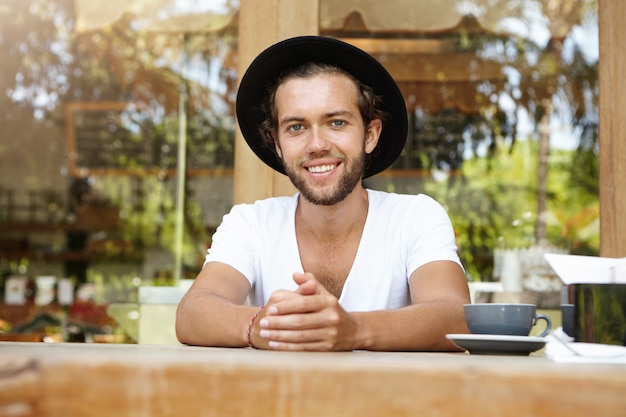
[[284, 152, 365, 206]]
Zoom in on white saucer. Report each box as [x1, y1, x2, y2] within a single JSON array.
[[446, 334, 547, 356]]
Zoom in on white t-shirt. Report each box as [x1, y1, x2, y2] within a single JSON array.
[[205, 189, 462, 310]]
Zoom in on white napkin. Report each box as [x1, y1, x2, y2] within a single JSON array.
[[545, 328, 626, 364], [544, 253, 626, 284]]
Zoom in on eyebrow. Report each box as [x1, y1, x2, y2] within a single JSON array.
[[279, 109, 356, 124], [278, 116, 306, 127], [326, 109, 356, 119]]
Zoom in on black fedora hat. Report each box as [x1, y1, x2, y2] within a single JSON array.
[[235, 36, 408, 178]]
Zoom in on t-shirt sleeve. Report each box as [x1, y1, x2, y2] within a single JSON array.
[[203, 204, 258, 286], [405, 195, 463, 277]]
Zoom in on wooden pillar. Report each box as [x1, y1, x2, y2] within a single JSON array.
[[234, 0, 319, 204], [599, 0, 626, 257]]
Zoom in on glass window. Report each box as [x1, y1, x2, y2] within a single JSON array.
[[320, 0, 599, 282], [0, 1, 239, 311], [0, 0, 599, 341]]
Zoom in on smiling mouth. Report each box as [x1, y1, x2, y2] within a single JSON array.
[[307, 164, 336, 173]]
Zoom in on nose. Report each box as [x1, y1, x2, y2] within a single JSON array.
[[306, 126, 332, 153]]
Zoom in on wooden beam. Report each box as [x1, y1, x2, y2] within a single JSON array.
[[343, 38, 459, 54], [376, 53, 506, 83], [234, 0, 317, 204], [599, 0, 626, 257]]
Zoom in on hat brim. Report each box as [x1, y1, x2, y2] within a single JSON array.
[[236, 36, 407, 178]]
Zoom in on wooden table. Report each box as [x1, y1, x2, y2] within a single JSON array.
[[1, 341, 625, 417]]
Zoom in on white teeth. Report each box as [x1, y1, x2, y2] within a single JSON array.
[[308, 164, 335, 173]]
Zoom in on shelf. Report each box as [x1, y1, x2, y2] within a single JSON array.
[[0, 250, 89, 262], [0, 301, 116, 329], [0, 249, 143, 263], [0, 222, 83, 233], [0, 217, 141, 271]]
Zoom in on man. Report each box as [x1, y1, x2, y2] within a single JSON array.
[[176, 36, 470, 351]]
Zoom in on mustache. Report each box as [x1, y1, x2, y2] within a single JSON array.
[[297, 152, 345, 166]]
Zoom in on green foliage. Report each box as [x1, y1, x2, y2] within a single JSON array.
[[423, 137, 599, 281], [89, 176, 209, 278], [0, 0, 600, 290]]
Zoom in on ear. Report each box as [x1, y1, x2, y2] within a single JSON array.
[[365, 118, 382, 154]]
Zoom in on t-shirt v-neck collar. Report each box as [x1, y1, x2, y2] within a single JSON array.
[[290, 190, 374, 301]]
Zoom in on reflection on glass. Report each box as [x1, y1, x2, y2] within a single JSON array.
[[574, 284, 626, 346], [0, 1, 238, 295], [0, 1, 598, 317], [321, 0, 599, 281]]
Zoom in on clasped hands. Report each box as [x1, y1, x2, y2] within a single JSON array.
[[249, 272, 359, 351]]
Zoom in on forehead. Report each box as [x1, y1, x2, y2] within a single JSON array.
[[275, 72, 360, 108], [277, 62, 360, 89]]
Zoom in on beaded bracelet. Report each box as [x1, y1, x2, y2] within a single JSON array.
[[246, 305, 265, 348]]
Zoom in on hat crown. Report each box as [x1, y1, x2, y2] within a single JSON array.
[[236, 36, 407, 178]]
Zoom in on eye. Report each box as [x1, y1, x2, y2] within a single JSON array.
[[330, 120, 345, 128], [288, 123, 304, 132]]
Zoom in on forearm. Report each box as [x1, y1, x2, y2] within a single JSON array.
[[175, 291, 258, 347], [353, 299, 469, 351]]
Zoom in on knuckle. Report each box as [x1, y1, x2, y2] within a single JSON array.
[[325, 295, 339, 306], [327, 327, 339, 340], [327, 311, 341, 326]]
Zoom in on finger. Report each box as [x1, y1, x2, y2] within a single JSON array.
[[259, 327, 334, 345], [267, 341, 347, 351], [266, 289, 299, 304], [261, 328, 344, 351], [265, 293, 332, 317], [260, 310, 324, 332], [293, 272, 313, 286], [295, 279, 317, 296], [293, 272, 325, 295]]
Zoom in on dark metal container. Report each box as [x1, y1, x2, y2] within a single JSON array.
[[569, 284, 626, 346]]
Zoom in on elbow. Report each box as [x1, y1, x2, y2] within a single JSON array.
[[175, 301, 192, 345]]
